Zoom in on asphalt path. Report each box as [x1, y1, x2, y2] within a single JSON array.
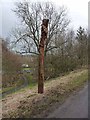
[[47, 84, 88, 118]]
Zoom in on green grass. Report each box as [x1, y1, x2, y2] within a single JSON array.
[[28, 82, 37, 88], [2, 86, 14, 93], [2, 76, 25, 93], [22, 67, 31, 71], [65, 71, 88, 91], [2, 71, 37, 96], [25, 74, 37, 88]]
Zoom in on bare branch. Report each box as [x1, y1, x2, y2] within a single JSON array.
[[12, 2, 70, 55]]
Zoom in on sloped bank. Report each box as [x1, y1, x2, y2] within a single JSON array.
[[2, 69, 88, 118]]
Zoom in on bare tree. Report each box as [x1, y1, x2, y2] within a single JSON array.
[[11, 1, 70, 55]]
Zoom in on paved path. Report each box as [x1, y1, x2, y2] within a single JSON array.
[[48, 84, 88, 118]]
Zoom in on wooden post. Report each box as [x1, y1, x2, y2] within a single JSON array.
[[38, 19, 49, 93]]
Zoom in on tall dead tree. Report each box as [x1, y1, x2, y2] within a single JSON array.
[[38, 19, 49, 93]]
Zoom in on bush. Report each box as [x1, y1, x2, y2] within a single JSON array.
[[2, 40, 22, 88]]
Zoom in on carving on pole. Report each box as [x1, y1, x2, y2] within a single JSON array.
[[38, 19, 49, 93]]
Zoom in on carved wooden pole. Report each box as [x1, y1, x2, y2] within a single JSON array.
[[38, 19, 49, 93]]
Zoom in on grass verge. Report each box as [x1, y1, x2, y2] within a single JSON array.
[[2, 69, 88, 118]]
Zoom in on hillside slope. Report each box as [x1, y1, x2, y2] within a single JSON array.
[[2, 69, 88, 118]]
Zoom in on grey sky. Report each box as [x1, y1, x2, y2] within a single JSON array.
[[0, 0, 89, 38], [88, 1, 90, 32]]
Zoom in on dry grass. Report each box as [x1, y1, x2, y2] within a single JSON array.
[[2, 69, 88, 118]]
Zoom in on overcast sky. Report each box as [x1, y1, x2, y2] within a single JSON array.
[[88, 1, 90, 32], [0, 0, 89, 39]]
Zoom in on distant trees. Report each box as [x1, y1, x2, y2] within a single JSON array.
[[2, 40, 21, 73], [76, 26, 88, 66], [45, 27, 88, 79], [2, 39, 22, 88]]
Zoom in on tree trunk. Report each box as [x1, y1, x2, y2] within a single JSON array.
[[38, 19, 49, 93]]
